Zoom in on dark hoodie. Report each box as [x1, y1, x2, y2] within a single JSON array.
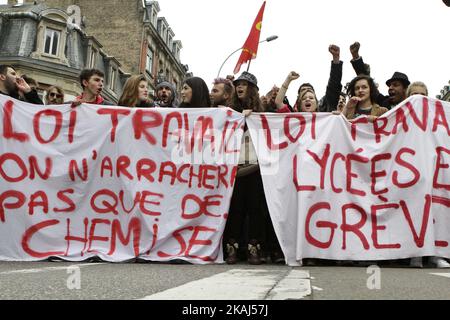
[[153, 81, 179, 108], [0, 88, 43, 104]]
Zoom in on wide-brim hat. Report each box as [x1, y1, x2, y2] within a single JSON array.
[[233, 71, 259, 90], [386, 71, 410, 88]]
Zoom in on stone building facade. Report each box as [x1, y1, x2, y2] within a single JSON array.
[[38, 0, 189, 96], [0, 1, 129, 103], [437, 83, 450, 102]]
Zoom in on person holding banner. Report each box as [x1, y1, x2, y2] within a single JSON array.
[[118, 74, 153, 108], [342, 75, 388, 121], [179, 76, 211, 108], [73, 69, 114, 106]]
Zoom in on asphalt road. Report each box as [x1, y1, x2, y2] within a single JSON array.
[[0, 261, 449, 301]]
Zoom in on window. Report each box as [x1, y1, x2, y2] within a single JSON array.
[[146, 47, 154, 75], [162, 25, 167, 41], [89, 48, 97, 68], [109, 68, 117, 91], [152, 11, 158, 27], [151, 10, 157, 26], [44, 28, 60, 56]]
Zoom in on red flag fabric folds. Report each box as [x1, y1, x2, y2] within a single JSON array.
[[233, 1, 266, 74]]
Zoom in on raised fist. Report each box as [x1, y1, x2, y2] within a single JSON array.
[[350, 42, 360, 59], [287, 71, 300, 82]]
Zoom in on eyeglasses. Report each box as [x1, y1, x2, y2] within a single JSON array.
[[49, 92, 63, 98]]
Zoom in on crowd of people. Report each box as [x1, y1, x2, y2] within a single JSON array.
[[0, 41, 449, 268]]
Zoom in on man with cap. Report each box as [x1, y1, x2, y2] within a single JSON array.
[[386, 71, 410, 107], [153, 81, 179, 108], [349, 42, 410, 109]]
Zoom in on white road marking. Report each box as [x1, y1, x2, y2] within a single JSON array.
[[312, 286, 323, 291], [430, 273, 450, 279], [0, 263, 107, 275], [140, 269, 311, 300], [266, 270, 311, 300]]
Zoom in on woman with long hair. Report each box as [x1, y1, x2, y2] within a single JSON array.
[[45, 85, 65, 105], [179, 76, 211, 108], [232, 72, 264, 113], [343, 74, 388, 121], [223, 71, 283, 265], [118, 74, 152, 108]]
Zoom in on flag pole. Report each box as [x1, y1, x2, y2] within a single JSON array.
[[246, 60, 252, 72]]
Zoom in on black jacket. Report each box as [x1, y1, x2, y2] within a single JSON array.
[[0, 89, 43, 105], [319, 61, 343, 112]]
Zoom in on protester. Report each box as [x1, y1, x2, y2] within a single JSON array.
[[18, 74, 39, 102], [342, 74, 388, 121], [349, 42, 410, 109], [261, 85, 283, 112], [223, 71, 276, 265], [45, 85, 65, 105], [153, 81, 179, 108], [337, 92, 347, 113], [21, 75, 39, 92], [0, 64, 43, 104], [74, 69, 113, 106], [275, 72, 320, 114], [275, 44, 343, 113], [406, 81, 428, 97], [297, 83, 315, 98], [319, 44, 344, 112], [210, 77, 234, 108], [118, 74, 153, 108], [386, 71, 410, 106], [231, 71, 264, 113], [179, 76, 211, 108]]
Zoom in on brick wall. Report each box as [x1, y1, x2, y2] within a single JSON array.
[[44, 0, 143, 74]]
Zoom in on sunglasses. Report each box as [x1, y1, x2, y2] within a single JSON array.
[[49, 92, 63, 98]]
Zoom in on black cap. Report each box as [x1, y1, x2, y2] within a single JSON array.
[[233, 71, 259, 90], [386, 71, 410, 88]]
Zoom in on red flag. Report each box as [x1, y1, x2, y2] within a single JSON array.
[[233, 1, 266, 74]]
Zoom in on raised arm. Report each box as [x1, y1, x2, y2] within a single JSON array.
[[275, 71, 299, 110], [320, 45, 343, 112], [350, 42, 369, 76]]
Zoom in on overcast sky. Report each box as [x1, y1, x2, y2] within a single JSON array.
[[1, 0, 449, 103], [157, 0, 449, 103]]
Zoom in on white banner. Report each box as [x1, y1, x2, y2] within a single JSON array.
[[247, 95, 450, 266], [0, 94, 245, 263]]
